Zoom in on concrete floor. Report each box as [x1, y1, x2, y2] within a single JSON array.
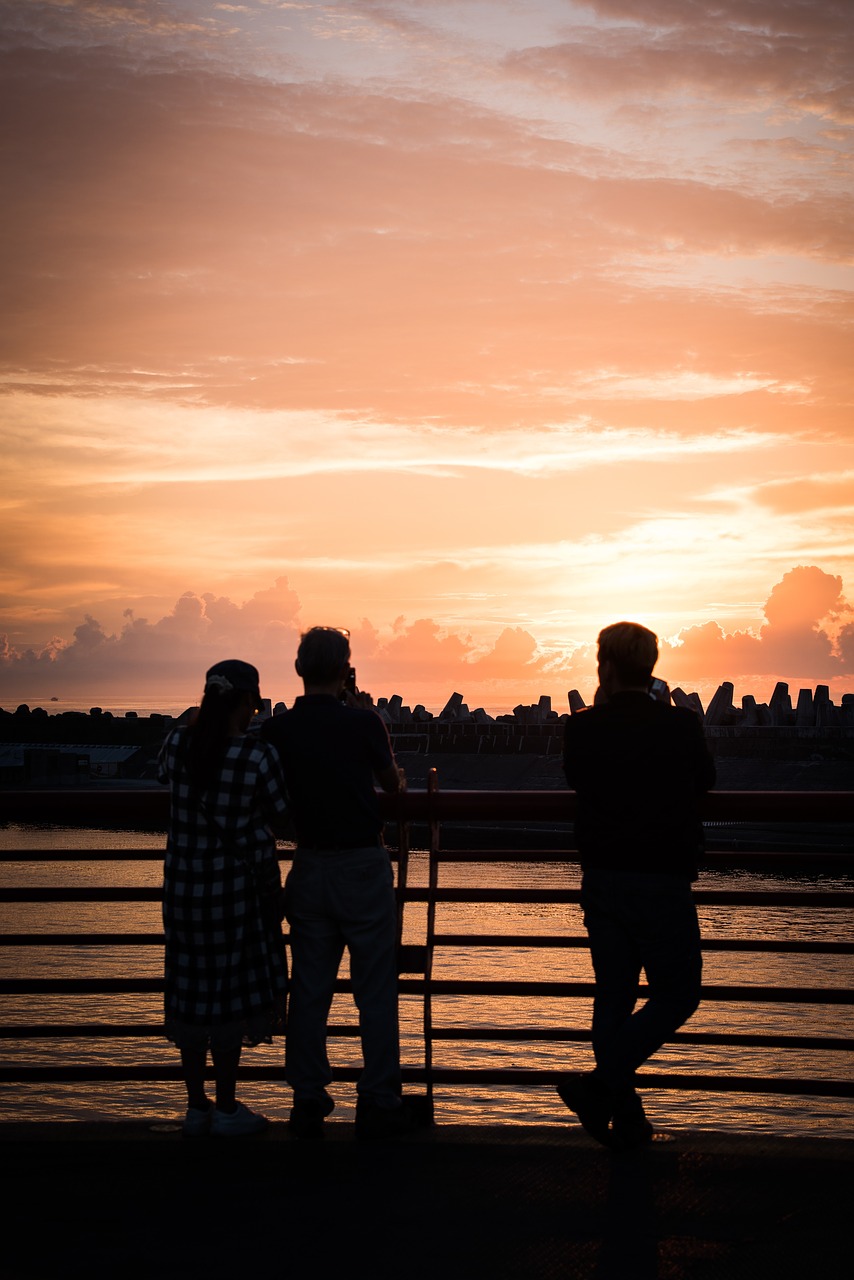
[[2, 1122, 851, 1279]]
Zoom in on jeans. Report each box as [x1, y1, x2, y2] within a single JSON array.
[[284, 843, 401, 1108], [580, 868, 702, 1094]]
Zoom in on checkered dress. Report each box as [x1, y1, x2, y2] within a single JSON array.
[[157, 726, 289, 1048]]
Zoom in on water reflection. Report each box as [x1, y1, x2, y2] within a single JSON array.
[[0, 829, 851, 1136]]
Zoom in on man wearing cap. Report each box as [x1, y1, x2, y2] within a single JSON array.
[[260, 626, 412, 1140]]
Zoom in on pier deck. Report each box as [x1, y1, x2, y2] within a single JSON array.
[[2, 1122, 850, 1279]]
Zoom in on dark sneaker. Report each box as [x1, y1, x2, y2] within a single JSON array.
[[355, 1096, 432, 1142], [182, 1104, 212, 1138], [611, 1114, 655, 1151], [611, 1092, 654, 1151], [555, 1073, 613, 1146], [289, 1093, 335, 1141], [402, 1095, 435, 1129]]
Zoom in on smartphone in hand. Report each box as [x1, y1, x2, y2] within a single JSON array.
[[340, 666, 357, 701]]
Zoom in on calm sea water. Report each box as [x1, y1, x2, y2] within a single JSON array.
[[1, 824, 851, 1139]]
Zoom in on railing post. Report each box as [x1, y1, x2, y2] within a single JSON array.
[[394, 797, 410, 954], [423, 768, 441, 1108]]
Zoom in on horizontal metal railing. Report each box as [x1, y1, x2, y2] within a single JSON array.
[[0, 784, 852, 1104], [4, 786, 854, 824]]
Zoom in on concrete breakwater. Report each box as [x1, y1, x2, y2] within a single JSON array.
[[376, 685, 854, 797], [2, 680, 853, 792], [3, 677, 853, 736], [376, 682, 854, 791], [374, 679, 854, 731]]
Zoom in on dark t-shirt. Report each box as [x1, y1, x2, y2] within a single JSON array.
[[563, 691, 716, 879], [260, 694, 395, 848]]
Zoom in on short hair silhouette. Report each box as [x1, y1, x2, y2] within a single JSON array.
[[598, 621, 658, 687], [297, 626, 351, 683]]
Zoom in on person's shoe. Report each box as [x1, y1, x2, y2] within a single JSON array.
[[289, 1093, 335, 1141], [211, 1101, 269, 1137], [611, 1093, 654, 1151], [182, 1104, 212, 1138], [611, 1114, 655, 1150], [555, 1073, 613, 1147], [355, 1096, 431, 1141], [402, 1095, 435, 1129]]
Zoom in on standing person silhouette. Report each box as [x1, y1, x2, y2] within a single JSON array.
[[260, 626, 416, 1140], [158, 660, 289, 1137], [558, 622, 715, 1149]]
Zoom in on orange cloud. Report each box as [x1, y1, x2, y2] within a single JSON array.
[[3, 36, 851, 433], [661, 566, 851, 681], [2, 567, 851, 715], [752, 474, 854, 516]]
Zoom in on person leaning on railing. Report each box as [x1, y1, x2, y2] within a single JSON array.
[[158, 659, 289, 1138], [259, 625, 428, 1142], [557, 621, 716, 1150]]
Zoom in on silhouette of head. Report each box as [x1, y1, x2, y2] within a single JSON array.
[[296, 627, 351, 684], [597, 622, 658, 691], [204, 659, 263, 712]]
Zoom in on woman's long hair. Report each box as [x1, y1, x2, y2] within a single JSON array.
[[184, 686, 247, 791]]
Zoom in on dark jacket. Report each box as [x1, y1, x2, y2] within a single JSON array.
[[260, 694, 394, 849], [563, 691, 716, 880]]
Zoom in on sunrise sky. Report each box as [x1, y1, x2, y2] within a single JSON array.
[[1, 0, 853, 714]]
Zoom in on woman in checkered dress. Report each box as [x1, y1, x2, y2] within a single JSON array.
[[158, 659, 289, 1137]]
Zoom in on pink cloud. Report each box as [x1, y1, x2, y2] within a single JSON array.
[[511, 2, 854, 122], [0, 581, 304, 706], [661, 565, 852, 681], [2, 36, 851, 435], [753, 475, 854, 516], [3, 566, 850, 714], [583, 2, 847, 41]]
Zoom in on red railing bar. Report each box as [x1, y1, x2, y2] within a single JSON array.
[[2, 788, 853, 824]]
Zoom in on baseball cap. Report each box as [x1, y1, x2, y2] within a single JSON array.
[[204, 659, 263, 711]]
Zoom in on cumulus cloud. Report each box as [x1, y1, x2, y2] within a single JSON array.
[[467, 626, 547, 679], [2, 566, 851, 714], [660, 565, 852, 681], [362, 619, 474, 688], [0, 577, 304, 706]]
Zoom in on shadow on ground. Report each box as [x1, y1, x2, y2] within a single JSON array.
[[2, 1123, 850, 1279]]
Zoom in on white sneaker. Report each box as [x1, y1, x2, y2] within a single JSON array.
[[211, 1102, 269, 1137], [182, 1105, 212, 1137]]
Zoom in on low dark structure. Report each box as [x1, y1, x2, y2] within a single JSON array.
[[2, 681, 853, 792]]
